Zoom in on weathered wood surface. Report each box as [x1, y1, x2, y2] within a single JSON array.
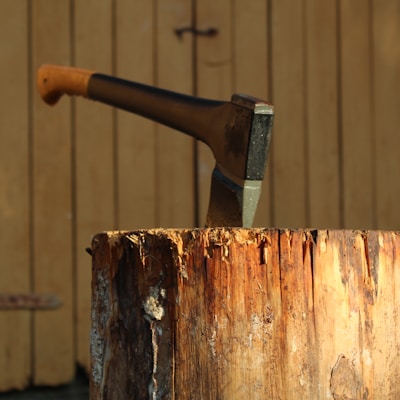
[[90, 228, 400, 399]]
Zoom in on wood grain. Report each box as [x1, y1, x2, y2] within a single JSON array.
[[90, 228, 400, 399]]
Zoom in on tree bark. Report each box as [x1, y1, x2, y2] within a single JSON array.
[[90, 228, 400, 399]]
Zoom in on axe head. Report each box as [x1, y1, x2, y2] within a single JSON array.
[[36, 65, 273, 227], [206, 95, 273, 228]]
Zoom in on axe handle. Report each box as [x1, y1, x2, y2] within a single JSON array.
[[37, 64, 269, 181], [37, 64, 227, 149]]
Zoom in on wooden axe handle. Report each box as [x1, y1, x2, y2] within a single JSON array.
[[37, 64, 95, 105]]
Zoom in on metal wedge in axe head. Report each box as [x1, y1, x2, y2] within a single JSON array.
[[37, 64, 274, 227]]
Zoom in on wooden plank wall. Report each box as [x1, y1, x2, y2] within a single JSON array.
[[0, 0, 400, 391]]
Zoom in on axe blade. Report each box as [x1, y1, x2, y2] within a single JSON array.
[[205, 95, 273, 227], [206, 166, 263, 227]]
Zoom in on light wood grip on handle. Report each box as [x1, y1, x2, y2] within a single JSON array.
[[37, 64, 95, 105]]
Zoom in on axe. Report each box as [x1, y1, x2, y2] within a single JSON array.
[[37, 65, 273, 227]]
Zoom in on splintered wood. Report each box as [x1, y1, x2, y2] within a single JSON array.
[[89, 229, 400, 399]]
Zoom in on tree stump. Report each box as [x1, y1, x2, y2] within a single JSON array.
[[89, 229, 400, 399]]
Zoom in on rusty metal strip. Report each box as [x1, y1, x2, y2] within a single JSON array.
[[0, 293, 62, 310]]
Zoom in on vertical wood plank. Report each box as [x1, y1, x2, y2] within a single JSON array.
[[31, 0, 74, 385], [196, 0, 232, 226], [232, 0, 272, 227], [270, 0, 307, 227], [0, 0, 31, 391], [115, 0, 157, 230], [372, 0, 400, 230], [339, 0, 375, 229], [156, 0, 194, 228], [305, 0, 340, 228], [232, 1, 269, 100], [73, 0, 115, 371]]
